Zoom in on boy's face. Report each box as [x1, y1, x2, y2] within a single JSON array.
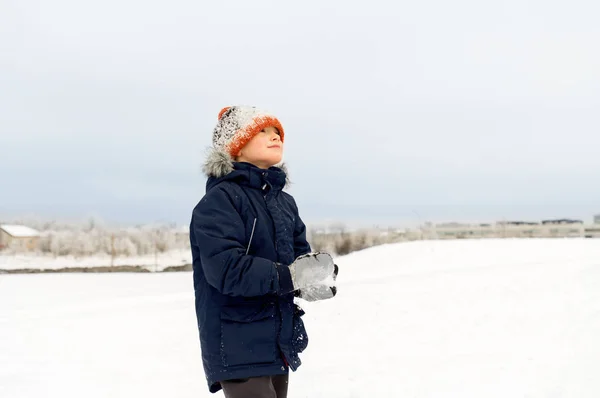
[[235, 126, 283, 169]]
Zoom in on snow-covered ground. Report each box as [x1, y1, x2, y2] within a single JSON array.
[[1, 238, 599, 397], [0, 249, 191, 272]]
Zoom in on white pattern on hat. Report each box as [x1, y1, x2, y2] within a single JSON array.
[[212, 106, 278, 153]]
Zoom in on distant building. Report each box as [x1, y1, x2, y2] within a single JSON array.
[[595, 214, 600, 224], [427, 219, 587, 239], [435, 222, 470, 228], [0, 225, 40, 251], [584, 225, 600, 238], [499, 221, 539, 226], [433, 223, 496, 239], [541, 219, 583, 225]]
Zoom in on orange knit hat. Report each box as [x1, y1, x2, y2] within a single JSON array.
[[212, 106, 285, 157]]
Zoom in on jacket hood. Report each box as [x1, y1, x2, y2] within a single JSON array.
[[203, 148, 290, 192]]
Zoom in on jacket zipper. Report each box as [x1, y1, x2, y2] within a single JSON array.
[[245, 218, 257, 255]]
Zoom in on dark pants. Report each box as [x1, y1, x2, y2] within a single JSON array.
[[221, 374, 288, 398]]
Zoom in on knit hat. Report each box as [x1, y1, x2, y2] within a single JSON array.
[[213, 106, 285, 157], [203, 105, 285, 178]]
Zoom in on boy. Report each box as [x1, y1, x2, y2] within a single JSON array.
[[190, 106, 338, 397]]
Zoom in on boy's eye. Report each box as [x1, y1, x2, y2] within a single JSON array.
[[260, 129, 280, 136]]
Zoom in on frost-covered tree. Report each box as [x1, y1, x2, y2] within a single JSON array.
[[1, 217, 192, 256]]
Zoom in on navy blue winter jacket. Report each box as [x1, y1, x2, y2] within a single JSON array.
[[190, 161, 311, 393]]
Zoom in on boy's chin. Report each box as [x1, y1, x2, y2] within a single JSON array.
[[266, 156, 283, 167]]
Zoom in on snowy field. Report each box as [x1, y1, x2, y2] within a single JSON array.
[[0, 249, 191, 272], [1, 238, 599, 397]]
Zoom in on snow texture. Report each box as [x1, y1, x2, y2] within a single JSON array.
[[1, 238, 600, 397], [291, 252, 335, 290], [213, 106, 274, 151], [0, 249, 190, 271], [0, 224, 40, 237]]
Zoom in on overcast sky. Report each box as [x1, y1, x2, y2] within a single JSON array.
[[1, 0, 599, 227]]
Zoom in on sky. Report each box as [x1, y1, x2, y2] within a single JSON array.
[[1, 0, 599, 228]]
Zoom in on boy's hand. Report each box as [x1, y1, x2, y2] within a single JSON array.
[[288, 253, 338, 296]]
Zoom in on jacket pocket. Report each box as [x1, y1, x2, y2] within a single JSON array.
[[292, 304, 309, 354], [220, 303, 279, 367]]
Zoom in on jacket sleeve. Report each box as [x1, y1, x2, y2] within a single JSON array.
[[192, 187, 289, 297], [291, 197, 312, 258]]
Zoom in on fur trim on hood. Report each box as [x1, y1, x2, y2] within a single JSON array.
[[202, 148, 290, 187], [202, 148, 235, 179]]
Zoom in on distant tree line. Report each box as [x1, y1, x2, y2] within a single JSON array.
[[1, 218, 402, 258], [1, 218, 190, 257]]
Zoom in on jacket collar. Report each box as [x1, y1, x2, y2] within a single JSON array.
[[233, 162, 287, 192], [203, 148, 289, 192]]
